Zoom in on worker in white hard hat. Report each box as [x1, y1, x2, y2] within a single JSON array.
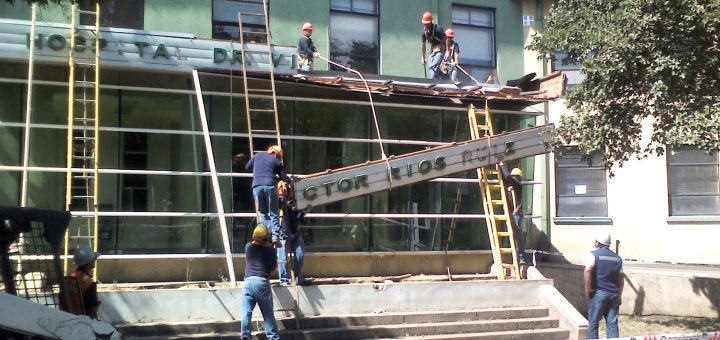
[[420, 11, 450, 79], [297, 22, 320, 71], [584, 231, 624, 339], [65, 245, 101, 319], [499, 161, 527, 265], [245, 145, 292, 245]]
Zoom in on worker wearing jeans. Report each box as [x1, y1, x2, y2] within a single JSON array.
[[584, 232, 624, 339], [241, 225, 280, 340], [245, 146, 292, 243]]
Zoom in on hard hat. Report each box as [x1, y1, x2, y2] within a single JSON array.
[[267, 145, 283, 158], [73, 245, 100, 267], [252, 224, 268, 241], [596, 232, 611, 246], [302, 22, 313, 31], [445, 28, 455, 38], [510, 168, 523, 177], [421, 12, 433, 24]]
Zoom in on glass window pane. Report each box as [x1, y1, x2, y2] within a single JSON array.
[[331, 0, 351, 11], [81, 0, 144, 30], [469, 9, 493, 26], [670, 196, 720, 215], [330, 12, 379, 74], [555, 148, 608, 217], [668, 165, 720, 195], [452, 7, 470, 25], [668, 146, 717, 164], [293, 102, 369, 138], [376, 107, 441, 141], [114, 216, 206, 254], [353, 0, 377, 14], [667, 145, 720, 216], [453, 26, 494, 67], [557, 196, 608, 217]]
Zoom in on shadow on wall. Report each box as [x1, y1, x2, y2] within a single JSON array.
[[691, 277, 720, 316], [623, 274, 646, 315]]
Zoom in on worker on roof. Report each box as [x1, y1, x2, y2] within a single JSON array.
[[420, 11, 450, 80], [240, 224, 280, 340], [442, 28, 461, 85], [500, 161, 527, 266], [245, 145, 292, 245], [64, 245, 101, 319], [297, 22, 320, 71]]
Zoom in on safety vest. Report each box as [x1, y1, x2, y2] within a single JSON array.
[[64, 269, 98, 316]]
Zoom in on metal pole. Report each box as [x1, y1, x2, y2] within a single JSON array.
[[191, 69, 237, 287], [20, 4, 37, 207]]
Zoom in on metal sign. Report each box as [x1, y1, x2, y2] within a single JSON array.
[[293, 124, 554, 210], [0, 19, 297, 74]]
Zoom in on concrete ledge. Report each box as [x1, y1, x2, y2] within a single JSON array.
[[528, 267, 588, 340]]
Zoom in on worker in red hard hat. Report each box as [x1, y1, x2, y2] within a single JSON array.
[[420, 11, 450, 80], [442, 28, 461, 85], [297, 22, 320, 71]]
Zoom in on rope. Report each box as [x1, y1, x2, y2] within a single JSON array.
[[315, 55, 394, 187]]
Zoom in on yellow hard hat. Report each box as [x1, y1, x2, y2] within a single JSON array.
[[252, 224, 268, 241], [267, 145, 283, 158], [510, 168, 523, 177]]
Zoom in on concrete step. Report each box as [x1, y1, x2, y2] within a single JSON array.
[[118, 306, 549, 337]]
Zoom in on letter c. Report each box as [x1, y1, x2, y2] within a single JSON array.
[[304, 186, 318, 200]]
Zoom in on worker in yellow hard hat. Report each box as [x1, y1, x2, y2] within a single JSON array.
[[297, 22, 320, 71], [500, 161, 526, 265], [245, 145, 292, 246], [240, 224, 279, 340]]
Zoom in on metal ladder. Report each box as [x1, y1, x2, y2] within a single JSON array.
[[467, 104, 521, 280], [63, 2, 101, 275], [237, 0, 281, 156]]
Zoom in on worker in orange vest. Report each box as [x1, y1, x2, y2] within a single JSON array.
[[66, 245, 101, 319]]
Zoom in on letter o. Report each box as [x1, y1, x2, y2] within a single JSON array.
[[48, 34, 66, 51], [418, 159, 433, 174], [338, 178, 353, 192]]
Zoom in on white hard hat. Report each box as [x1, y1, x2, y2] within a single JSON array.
[[596, 232, 611, 246], [73, 245, 100, 267]]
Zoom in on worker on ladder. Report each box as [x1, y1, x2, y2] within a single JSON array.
[[297, 22, 320, 71], [277, 180, 309, 286], [420, 11, 449, 79], [500, 161, 526, 265], [245, 146, 292, 245]]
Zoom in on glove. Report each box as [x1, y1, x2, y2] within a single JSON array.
[[313, 52, 320, 58]]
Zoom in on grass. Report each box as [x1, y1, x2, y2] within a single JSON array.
[[596, 315, 720, 338]]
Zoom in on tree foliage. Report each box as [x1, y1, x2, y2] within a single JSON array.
[[530, 0, 720, 169]]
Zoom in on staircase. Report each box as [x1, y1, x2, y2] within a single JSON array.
[[118, 306, 568, 339]]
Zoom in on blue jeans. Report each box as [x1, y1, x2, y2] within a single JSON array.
[[512, 212, 526, 263], [587, 290, 621, 339], [253, 185, 280, 241], [427, 51, 444, 79], [278, 235, 305, 285], [241, 277, 279, 340]]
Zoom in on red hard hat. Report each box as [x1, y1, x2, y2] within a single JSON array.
[[302, 22, 313, 31], [421, 12, 433, 24], [445, 28, 455, 38]]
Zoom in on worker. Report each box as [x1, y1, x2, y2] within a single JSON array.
[[245, 145, 292, 245], [443, 28, 461, 85], [297, 22, 319, 71], [66, 245, 101, 319], [584, 232, 624, 339], [420, 11, 450, 79], [276, 180, 309, 286], [499, 161, 526, 265], [240, 224, 280, 340]]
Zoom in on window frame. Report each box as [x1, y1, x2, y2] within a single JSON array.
[[211, 0, 268, 42], [554, 147, 609, 219], [450, 5, 497, 83], [329, 0, 380, 74]]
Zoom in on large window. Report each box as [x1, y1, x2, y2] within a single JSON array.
[[212, 0, 267, 42], [451, 5, 495, 83], [555, 147, 608, 217], [80, 0, 144, 30], [667, 146, 720, 216], [330, 0, 379, 74]]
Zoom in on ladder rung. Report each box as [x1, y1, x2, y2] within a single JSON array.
[[493, 216, 509, 221], [250, 129, 278, 134], [74, 136, 95, 140], [501, 263, 517, 268], [75, 62, 96, 68], [491, 200, 505, 205], [77, 10, 98, 15], [249, 109, 275, 112], [73, 174, 95, 179], [484, 169, 499, 174], [247, 89, 274, 93], [74, 117, 96, 121], [497, 232, 512, 237], [70, 235, 95, 239], [239, 12, 265, 16], [500, 248, 514, 253], [75, 81, 96, 86], [73, 155, 94, 160], [477, 125, 488, 130], [72, 195, 94, 199], [75, 98, 96, 103]]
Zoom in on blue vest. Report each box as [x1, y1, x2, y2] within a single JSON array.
[[591, 246, 623, 293]]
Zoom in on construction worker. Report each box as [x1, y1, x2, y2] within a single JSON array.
[[245, 145, 292, 245], [276, 180, 309, 286], [443, 28, 461, 85], [297, 22, 320, 71], [499, 161, 526, 265], [584, 232, 624, 339], [65, 245, 101, 319], [420, 11, 450, 79], [240, 224, 280, 340]]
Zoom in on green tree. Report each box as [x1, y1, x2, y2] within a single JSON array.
[[530, 0, 720, 169]]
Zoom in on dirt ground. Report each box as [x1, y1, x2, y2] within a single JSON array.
[[598, 315, 720, 338]]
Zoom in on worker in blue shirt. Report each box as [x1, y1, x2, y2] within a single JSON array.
[[443, 28, 461, 85], [584, 232, 624, 339], [420, 11, 450, 79], [245, 146, 292, 244], [297, 22, 319, 71], [240, 224, 279, 340]]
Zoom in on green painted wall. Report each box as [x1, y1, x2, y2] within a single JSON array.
[[144, 0, 212, 37], [0, 2, 70, 23], [270, 0, 331, 70]]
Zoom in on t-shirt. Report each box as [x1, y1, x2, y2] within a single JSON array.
[[297, 36, 317, 61], [245, 152, 291, 188], [421, 24, 446, 47], [244, 242, 277, 279]]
